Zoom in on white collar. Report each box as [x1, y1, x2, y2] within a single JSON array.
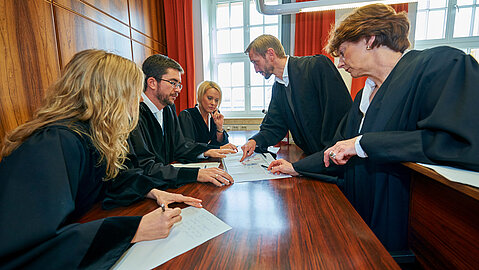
[[275, 56, 290, 87], [141, 92, 162, 115]]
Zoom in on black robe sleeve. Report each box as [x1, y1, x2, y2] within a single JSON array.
[[178, 109, 198, 144], [360, 50, 479, 171], [0, 127, 140, 269], [178, 108, 228, 148]]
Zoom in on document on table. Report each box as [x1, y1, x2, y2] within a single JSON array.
[[171, 162, 220, 169], [417, 163, 479, 188], [112, 207, 231, 270], [222, 150, 292, 182]]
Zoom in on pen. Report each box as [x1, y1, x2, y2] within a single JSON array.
[[261, 164, 268, 169], [160, 203, 166, 212]]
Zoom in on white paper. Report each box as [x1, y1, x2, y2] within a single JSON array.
[[171, 162, 220, 169], [222, 150, 292, 183], [417, 163, 479, 188], [267, 146, 280, 154], [112, 207, 231, 270]]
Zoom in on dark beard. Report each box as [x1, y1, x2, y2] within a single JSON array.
[[157, 92, 173, 106]]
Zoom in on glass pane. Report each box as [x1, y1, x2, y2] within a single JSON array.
[[417, 0, 428, 10], [454, 7, 472, 37], [426, 10, 446, 39], [474, 7, 479, 36], [457, 0, 473, 5], [471, 48, 479, 60], [429, 0, 447, 9], [264, 15, 278, 24], [415, 11, 427, 40], [221, 87, 232, 111], [216, 4, 229, 28], [250, 64, 263, 85], [231, 62, 244, 86], [230, 28, 244, 53], [217, 29, 230, 54], [250, 0, 263, 25], [265, 85, 272, 108], [230, 2, 243, 27], [218, 63, 231, 87], [265, 25, 278, 37], [250, 26, 264, 42], [231, 87, 245, 111], [250, 87, 264, 110]]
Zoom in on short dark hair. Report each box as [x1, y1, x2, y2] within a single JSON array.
[[142, 54, 184, 91], [326, 4, 410, 56]]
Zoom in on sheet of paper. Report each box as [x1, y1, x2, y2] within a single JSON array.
[[171, 162, 220, 169], [222, 150, 292, 183], [267, 146, 280, 154], [417, 163, 479, 188], [112, 207, 231, 270]]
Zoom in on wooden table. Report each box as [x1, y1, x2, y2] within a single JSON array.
[[79, 131, 399, 269], [404, 162, 479, 270]]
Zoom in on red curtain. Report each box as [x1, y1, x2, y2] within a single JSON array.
[[294, 0, 335, 60], [349, 4, 409, 99], [164, 0, 196, 114]]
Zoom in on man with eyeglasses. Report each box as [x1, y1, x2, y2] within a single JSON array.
[[104, 54, 235, 209]]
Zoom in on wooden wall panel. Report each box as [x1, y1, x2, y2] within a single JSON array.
[[129, 0, 166, 48], [0, 0, 60, 140], [0, 0, 167, 142], [81, 0, 129, 24]]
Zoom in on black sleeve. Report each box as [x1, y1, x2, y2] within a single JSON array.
[[0, 128, 139, 269], [361, 53, 479, 171], [178, 110, 197, 143], [250, 84, 289, 147]]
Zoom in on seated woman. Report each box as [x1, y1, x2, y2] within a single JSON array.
[[267, 4, 479, 253], [179, 81, 236, 150], [0, 49, 202, 269]]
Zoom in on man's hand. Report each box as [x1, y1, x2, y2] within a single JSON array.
[[323, 137, 358, 167], [197, 167, 234, 186], [146, 189, 203, 208], [240, 139, 256, 162], [204, 149, 236, 158], [268, 159, 299, 176]]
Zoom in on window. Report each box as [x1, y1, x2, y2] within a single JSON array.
[[414, 0, 479, 56], [207, 0, 281, 118]]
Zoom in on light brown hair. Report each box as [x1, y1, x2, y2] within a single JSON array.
[[197, 81, 222, 107], [1, 49, 144, 179], [245, 34, 286, 58], [326, 4, 410, 57]]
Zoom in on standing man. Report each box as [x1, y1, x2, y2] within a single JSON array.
[[241, 34, 352, 162], [104, 54, 234, 209]]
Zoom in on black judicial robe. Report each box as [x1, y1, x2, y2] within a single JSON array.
[[104, 102, 209, 209], [293, 46, 479, 252], [251, 55, 352, 154], [0, 123, 140, 269], [178, 106, 229, 148]]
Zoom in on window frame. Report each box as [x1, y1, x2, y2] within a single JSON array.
[[206, 0, 282, 118]]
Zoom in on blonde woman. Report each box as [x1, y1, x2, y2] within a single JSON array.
[[179, 81, 236, 150], [0, 49, 201, 269]]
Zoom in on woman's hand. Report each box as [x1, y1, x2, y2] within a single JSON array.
[[323, 137, 358, 167], [220, 143, 238, 151], [131, 207, 182, 243], [146, 189, 203, 208], [197, 167, 234, 186], [268, 159, 299, 176], [204, 148, 236, 158], [212, 110, 225, 130]]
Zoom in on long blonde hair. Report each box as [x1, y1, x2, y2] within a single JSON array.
[[1, 49, 144, 179]]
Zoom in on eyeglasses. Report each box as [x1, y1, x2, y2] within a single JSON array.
[[159, 78, 183, 90]]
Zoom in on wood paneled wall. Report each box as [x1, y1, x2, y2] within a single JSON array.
[[0, 0, 167, 141]]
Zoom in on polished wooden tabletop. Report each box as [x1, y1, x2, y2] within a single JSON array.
[[79, 131, 399, 269]]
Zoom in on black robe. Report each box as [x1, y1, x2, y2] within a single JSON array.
[[178, 106, 229, 148], [251, 55, 352, 154], [293, 46, 479, 252], [0, 123, 140, 269], [104, 102, 209, 209]]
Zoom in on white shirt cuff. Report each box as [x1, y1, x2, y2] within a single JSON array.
[[197, 153, 206, 159], [355, 135, 368, 158]]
